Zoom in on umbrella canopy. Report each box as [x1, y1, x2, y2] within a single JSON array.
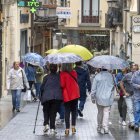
[[87, 55, 129, 70], [58, 44, 93, 61], [43, 53, 83, 64], [45, 49, 58, 54], [22, 53, 44, 67]]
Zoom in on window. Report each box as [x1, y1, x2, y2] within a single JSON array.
[[82, 0, 99, 16], [82, 0, 99, 23], [61, 0, 67, 7]]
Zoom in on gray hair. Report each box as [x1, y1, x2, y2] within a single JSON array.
[[61, 63, 73, 72]]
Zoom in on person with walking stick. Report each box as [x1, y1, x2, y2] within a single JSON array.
[[40, 64, 62, 135]]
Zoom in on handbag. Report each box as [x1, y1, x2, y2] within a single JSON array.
[[23, 90, 32, 101], [21, 70, 27, 92]]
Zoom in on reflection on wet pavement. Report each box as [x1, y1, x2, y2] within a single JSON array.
[[0, 96, 14, 130], [0, 95, 139, 140], [0, 95, 26, 130], [110, 102, 140, 140]]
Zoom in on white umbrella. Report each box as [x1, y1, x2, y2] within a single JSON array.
[[87, 55, 129, 70], [43, 53, 83, 64]]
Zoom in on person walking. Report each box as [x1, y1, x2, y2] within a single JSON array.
[[60, 63, 80, 136], [35, 66, 44, 98], [75, 61, 91, 117], [25, 63, 37, 101], [56, 103, 65, 125], [91, 69, 115, 134], [7, 61, 29, 112], [131, 68, 140, 132], [120, 65, 137, 129], [115, 69, 127, 126], [40, 64, 62, 135]]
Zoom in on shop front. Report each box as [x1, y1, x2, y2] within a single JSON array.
[[63, 29, 110, 55]]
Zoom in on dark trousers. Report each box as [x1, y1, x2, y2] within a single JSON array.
[[118, 96, 127, 121], [64, 99, 78, 129], [58, 102, 65, 120], [78, 96, 86, 111], [28, 81, 36, 98], [43, 100, 61, 129]]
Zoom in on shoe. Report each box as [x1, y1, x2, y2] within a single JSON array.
[[104, 129, 109, 134], [129, 123, 135, 129], [97, 127, 101, 133], [56, 119, 64, 125], [122, 121, 127, 126], [43, 124, 49, 133], [12, 107, 15, 112], [16, 109, 20, 112], [102, 128, 109, 134], [72, 127, 76, 134], [33, 97, 37, 102], [118, 117, 122, 124], [65, 129, 69, 136], [134, 126, 139, 132], [78, 109, 83, 117], [50, 129, 57, 135]]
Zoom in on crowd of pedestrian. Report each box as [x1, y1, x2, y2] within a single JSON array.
[[7, 60, 140, 136], [115, 64, 140, 132]]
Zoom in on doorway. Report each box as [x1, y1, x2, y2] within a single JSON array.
[[20, 30, 28, 61]]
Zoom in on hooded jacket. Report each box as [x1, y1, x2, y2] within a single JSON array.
[[75, 66, 91, 96]]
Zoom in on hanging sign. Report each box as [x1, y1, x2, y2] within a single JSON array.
[[56, 7, 71, 19], [17, 0, 42, 13]]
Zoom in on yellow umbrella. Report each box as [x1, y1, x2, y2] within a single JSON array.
[[59, 45, 93, 60], [45, 49, 58, 54]]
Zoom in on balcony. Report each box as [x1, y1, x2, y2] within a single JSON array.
[[78, 10, 101, 26], [105, 7, 123, 28]]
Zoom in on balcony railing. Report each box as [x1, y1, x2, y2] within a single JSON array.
[[78, 10, 102, 26]]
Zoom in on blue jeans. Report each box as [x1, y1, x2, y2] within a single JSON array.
[[134, 101, 140, 126], [125, 96, 135, 123], [11, 89, 22, 109], [35, 83, 41, 97], [78, 96, 86, 111], [58, 103, 65, 120]]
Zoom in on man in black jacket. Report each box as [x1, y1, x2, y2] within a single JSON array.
[[75, 61, 91, 117]]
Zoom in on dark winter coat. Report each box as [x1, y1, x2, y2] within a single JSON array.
[[40, 73, 62, 105], [75, 66, 91, 98]]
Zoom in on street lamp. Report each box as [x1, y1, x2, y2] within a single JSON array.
[[107, 0, 118, 55]]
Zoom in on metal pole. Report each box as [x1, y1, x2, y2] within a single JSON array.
[[0, 2, 2, 98], [110, 30, 112, 55], [124, 11, 127, 59], [31, 13, 34, 52]]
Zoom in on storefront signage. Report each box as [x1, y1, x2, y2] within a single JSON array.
[[133, 17, 140, 23], [133, 25, 140, 32], [56, 7, 71, 19], [18, 0, 42, 13]]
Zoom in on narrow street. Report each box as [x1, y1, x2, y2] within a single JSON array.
[[0, 95, 139, 140]]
